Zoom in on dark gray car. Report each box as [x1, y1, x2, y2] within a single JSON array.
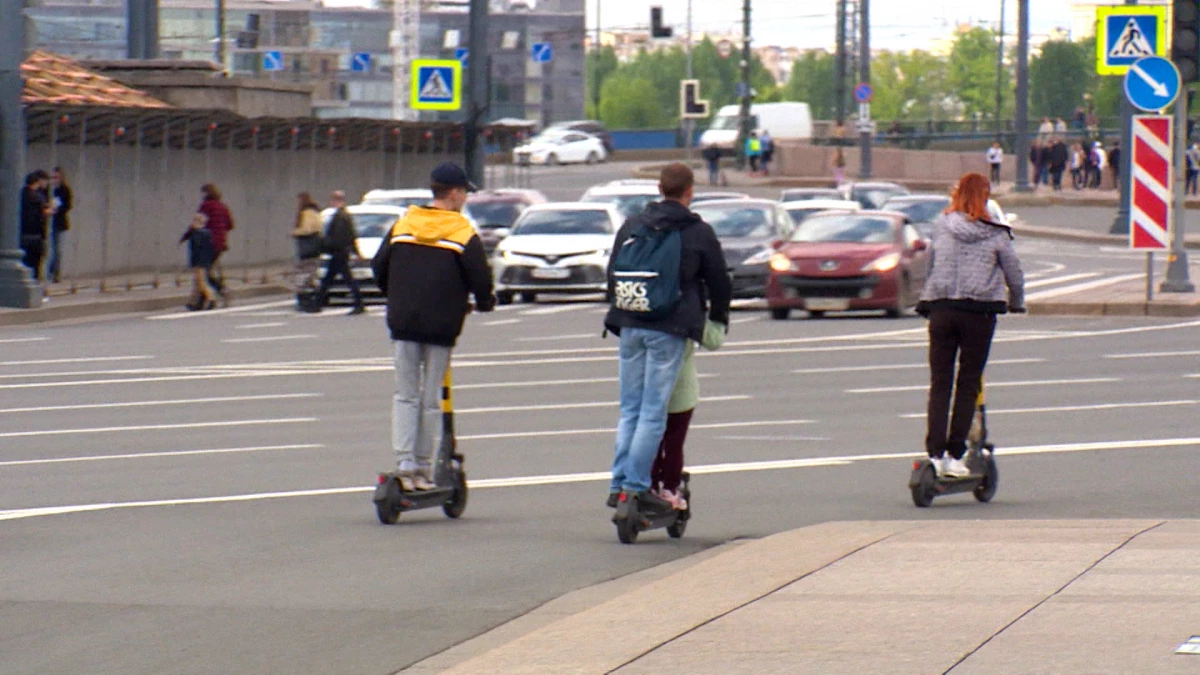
[[880, 195, 951, 238], [692, 199, 796, 299]]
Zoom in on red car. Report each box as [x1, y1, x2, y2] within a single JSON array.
[[765, 211, 929, 319]]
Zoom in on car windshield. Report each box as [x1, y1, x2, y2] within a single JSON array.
[[785, 207, 838, 225], [781, 190, 838, 201], [884, 199, 948, 223], [791, 215, 895, 243], [693, 205, 774, 239], [513, 209, 613, 235], [350, 213, 399, 238], [854, 188, 904, 209], [709, 114, 758, 131], [582, 194, 657, 219], [468, 202, 525, 227], [363, 195, 428, 209]]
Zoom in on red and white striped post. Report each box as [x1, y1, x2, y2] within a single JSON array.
[[1129, 114, 1172, 299]]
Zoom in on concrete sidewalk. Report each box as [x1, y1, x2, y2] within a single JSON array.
[[412, 520, 1200, 674], [1027, 275, 1200, 317]]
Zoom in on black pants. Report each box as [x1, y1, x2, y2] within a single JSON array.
[[207, 250, 226, 295], [21, 237, 44, 281], [1188, 171, 1198, 195], [1050, 168, 1064, 191], [989, 163, 1001, 183], [318, 253, 362, 308], [926, 309, 996, 459]]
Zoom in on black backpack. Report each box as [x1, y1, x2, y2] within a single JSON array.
[[609, 223, 682, 321]]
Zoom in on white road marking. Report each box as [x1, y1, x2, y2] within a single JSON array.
[[730, 316, 761, 325], [458, 419, 813, 441], [1025, 273, 1143, 300], [1024, 262, 1066, 279], [515, 333, 597, 342], [235, 322, 287, 330], [521, 304, 595, 316], [0, 355, 153, 367], [1104, 350, 1200, 359], [847, 377, 1121, 394], [221, 335, 316, 344], [0, 444, 324, 468], [793, 358, 1044, 375], [717, 435, 831, 442], [1024, 272, 1101, 289], [483, 319, 521, 326], [455, 394, 750, 415], [898, 399, 1200, 418], [6, 436, 1199, 521], [455, 375, 715, 391], [0, 393, 321, 415], [147, 299, 294, 320], [0, 417, 316, 439], [0, 337, 49, 344]]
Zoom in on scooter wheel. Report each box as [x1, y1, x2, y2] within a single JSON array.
[[443, 470, 468, 519], [910, 464, 937, 508], [667, 518, 687, 539], [375, 477, 403, 525], [616, 512, 640, 544], [973, 455, 999, 503]]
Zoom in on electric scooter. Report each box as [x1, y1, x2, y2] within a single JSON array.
[[373, 366, 468, 523], [611, 472, 692, 544], [909, 379, 999, 508]]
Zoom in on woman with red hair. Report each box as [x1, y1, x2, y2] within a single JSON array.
[[916, 173, 1025, 478]]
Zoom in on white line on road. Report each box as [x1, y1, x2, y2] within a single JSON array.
[[0, 355, 153, 367], [0, 444, 324, 468], [0, 337, 48, 344], [0, 393, 321, 415], [1025, 273, 1144, 300], [730, 316, 761, 325], [1024, 272, 1101, 289], [455, 394, 750, 415], [221, 335, 316, 344], [515, 333, 597, 342], [483, 319, 521, 326], [7, 436, 1200, 521], [457, 419, 813, 442], [0, 417, 316, 439], [717, 435, 831, 442], [898, 399, 1200, 418], [521, 304, 593, 316], [147, 299, 295, 321], [1104, 350, 1200, 359], [793, 358, 1044, 375], [847, 377, 1121, 394], [235, 322, 287, 330]]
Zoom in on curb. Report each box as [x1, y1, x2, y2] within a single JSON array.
[[0, 285, 291, 327], [1010, 222, 1200, 249], [1028, 300, 1200, 317]]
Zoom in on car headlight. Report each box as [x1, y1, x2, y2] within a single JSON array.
[[861, 252, 901, 273], [743, 247, 775, 266], [769, 253, 794, 272]]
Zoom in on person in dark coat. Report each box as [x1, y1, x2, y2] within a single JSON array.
[[48, 167, 72, 283], [1046, 137, 1069, 192], [1028, 140, 1046, 186], [197, 184, 234, 304], [314, 190, 365, 316], [19, 170, 50, 281], [179, 212, 217, 311]]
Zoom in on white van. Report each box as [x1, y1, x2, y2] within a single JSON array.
[[698, 102, 812, 151]]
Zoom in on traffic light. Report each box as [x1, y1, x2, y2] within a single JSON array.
[[1172, 0, 1200, 83], [680, 80, 709, 119], [650, 7, 673, 39]]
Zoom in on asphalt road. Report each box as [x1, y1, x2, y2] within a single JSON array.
[[3, 167, 1200, 674]]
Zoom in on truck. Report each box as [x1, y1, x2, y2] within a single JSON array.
[[697, 102, 813, 152]]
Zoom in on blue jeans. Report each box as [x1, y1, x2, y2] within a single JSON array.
[[610, 328, 687, 493]]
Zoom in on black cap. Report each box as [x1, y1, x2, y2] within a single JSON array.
[[430, 162, 478, 193]]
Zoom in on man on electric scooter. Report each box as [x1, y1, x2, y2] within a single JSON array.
[[372, 163, 495, 491], [604, 163, 732, 510], [916, 172, 1025, 479]]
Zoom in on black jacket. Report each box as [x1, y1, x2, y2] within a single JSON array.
[[52, 185, 72, 232], [372, 205, 495, 347], [324, 207, 358, 256], [20, 187, 47, 240], [604, 200, 732, 341], [1047, 142, 1069, 171]]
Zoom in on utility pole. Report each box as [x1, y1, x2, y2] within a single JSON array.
[[994, 0, 1005, 135], [593, 0, 601, 118], [1013, 0, 1031, 192], [127, 0, 160, 60], [392, 0, 419, 121], [214, 0, 226, 71], [684, 0, 694, 164], [1162, 68, 1195, 291], [0, 2, 42, 308], [736, 0, 752, 170], [857, 0, 871, 178], [463, 0, 488, 186], [1110, 0, 1138, 234], [835, 0, 846, 128]]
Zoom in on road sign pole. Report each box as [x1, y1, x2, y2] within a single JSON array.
[[1161, 87, 1195, 292], [463, 0, 487, 188], [1112, 95, 1135, 234], [1146, 251, 1154, 301], [857, 0, 871, 178], [1013, 0, 1031, 192]]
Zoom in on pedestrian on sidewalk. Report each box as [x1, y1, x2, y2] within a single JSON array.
[[371, 162, 495, 491], [831, 146, 847, 186], [292, 192, 324, 311], [702, 144, 721, 186], [19, 170, 50, 281], [1047, 137, 1068, 192], [759, 129, 774, 176], [1028, 140, 1045, 187], [1090, 142, 1108, 189], [917, 172, 1025, 479], [197, 184, 234, 306], [604, 163, 731, 509], [48, 167, 72, 284], [1037, 117, 1053, 142], [1109, 140, 1122, 188], [745, 132, 762, 174], [985, 142, 1003, 184], [179, 212, 218, 311], [1053, 117, 1067, 135], [1188, 143, 1200, 196], [1069, 142, 1085, 190], [315, 190, 366, 316]]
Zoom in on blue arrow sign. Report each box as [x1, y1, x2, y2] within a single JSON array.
[[531, 42, 553, 63], [262, 51, 284, 72], [454, 47, 469, 64], [1124, 56, 1180, 112], [853, 82, 872, 103], [350, 52, 371, 72]]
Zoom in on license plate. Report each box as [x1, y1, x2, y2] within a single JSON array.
[[531, 267, 570, 280], [805, 298, 850, 311]]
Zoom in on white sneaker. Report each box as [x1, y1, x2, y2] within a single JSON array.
[[929, 455, 947, 477], [412, 474, 437, 491], [395, 471, 415, 492], [942, 455, 972, 479]]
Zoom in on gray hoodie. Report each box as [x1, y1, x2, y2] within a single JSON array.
[[919, 211, 1025, 312]]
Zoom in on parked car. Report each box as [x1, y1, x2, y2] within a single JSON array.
[[839, 181, 911, 209], [692, 191, 751, 204], [781, 199, 862, 225], [513, 129, 608, 166], [546, 120, 614, 154], [359, 188, 482, 229], [580, 182, 662, 219], [765, 211, 929, 319], [881, 194, 1016, 237], [779, 187, 843, 202], [690, 199, 796, 298], [492, 202, 623, 304], [307, 204, 406, 303], [466, 188, 548, 254]]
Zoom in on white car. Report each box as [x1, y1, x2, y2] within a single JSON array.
[[781, 199, 862, 225], [513, 129, 608, 166], [360, 188, 482, 229], [492, 202, 624, 304], [580, 182, 662, 220], [312, 204, 406, 298]]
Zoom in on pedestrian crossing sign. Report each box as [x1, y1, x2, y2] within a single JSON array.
[[410, 59, 462, 111], [1096, 5, 1166, 76]]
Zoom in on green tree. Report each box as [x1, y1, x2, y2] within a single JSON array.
[[1030, 40, 1094, 119], [598, 75, 671, 128], [584, 46, 619, 119], [948, 27, 1006, 118], [783, 51, 836, 119]]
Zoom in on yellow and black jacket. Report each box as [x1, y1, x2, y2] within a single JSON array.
[[372, 205, 495, 347]]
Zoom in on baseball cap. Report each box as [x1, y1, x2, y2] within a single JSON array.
[[430, 162, 478, 192]]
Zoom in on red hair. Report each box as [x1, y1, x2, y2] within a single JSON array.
[[945, 172, 990, 221]]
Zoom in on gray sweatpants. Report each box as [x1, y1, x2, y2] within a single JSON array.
[[393, 340, 452, 474]]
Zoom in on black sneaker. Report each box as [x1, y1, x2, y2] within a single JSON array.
[[606, 492, 619, 508], [347, 306, 367, 316]]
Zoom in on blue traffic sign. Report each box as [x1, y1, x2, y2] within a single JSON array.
[[1096, 5, 1166, 76], [1124, 56, 1181, 112], [410, 59, 462, 111], [262, 51, 284, 72], [454, 47, 469, 64], [530, 42, 553, 63], [350, 52, 371, 72], [853, 82, 872, 103]]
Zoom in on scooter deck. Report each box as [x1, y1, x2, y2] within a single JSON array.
[[373, 474, 454, 511]]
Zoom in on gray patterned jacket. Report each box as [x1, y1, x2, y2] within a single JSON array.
[[919, 211, 1025, 312]]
